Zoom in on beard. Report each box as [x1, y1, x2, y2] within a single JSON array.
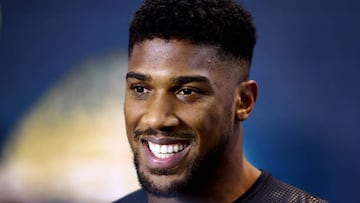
[[132, 131, 230, 198]]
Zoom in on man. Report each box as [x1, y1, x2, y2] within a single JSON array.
[[115, 0, 327, 202]]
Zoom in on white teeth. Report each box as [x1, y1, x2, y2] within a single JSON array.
[[160, 145, 167, 153], [148, 141, 188, 159], [168, 145, 174, 153], [174, 145, 179, 152]]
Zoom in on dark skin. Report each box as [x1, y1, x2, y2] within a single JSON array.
[[124, 38, 260, 203]]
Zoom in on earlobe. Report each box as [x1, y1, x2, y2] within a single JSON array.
[[235, 80, 258, 121]]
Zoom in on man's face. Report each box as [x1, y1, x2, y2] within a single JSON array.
[[124, 38, 241, 196]]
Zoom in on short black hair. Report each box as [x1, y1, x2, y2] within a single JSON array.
[[129, 0, 256, 64]]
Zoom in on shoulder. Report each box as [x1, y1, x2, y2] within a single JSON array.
[[253, 172, 328, 203], [238, 171, 328, 203], [266, 177, 327, 202], [112, 189, 147, 203]]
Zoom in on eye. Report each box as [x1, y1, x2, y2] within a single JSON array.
[[131, 85, 150, 95], [176, 87, 204, 97], [134, 86, 148, 93], [178, 88, 194, 95], [175, 87, 203, 102]]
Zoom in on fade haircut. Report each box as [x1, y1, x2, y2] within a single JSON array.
[[129, 0, 256, 76]]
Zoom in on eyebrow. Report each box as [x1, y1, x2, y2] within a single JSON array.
[[172, 75, 210, 84], [126, 71, 210, 84], [126, 72, 151, 81]]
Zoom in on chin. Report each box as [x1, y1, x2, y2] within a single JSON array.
[[139, 172, 188, 198], [135, 161, 193, 197], [134, 153, 197, 198]]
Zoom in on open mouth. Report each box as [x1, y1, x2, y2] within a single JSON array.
[[141, 138, 191, 168], [148, 141, 189, 159]]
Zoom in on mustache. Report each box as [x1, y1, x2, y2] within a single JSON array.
[[134, 128, 195, 139]]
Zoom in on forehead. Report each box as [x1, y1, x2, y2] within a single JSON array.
[[128, 38, 220, 74]]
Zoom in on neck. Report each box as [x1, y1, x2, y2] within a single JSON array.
[[148, 124, 261, 203]]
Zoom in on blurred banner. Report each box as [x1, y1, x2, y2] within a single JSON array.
[[1, 53, 139, 202]]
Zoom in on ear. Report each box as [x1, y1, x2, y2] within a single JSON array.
[[235, 80, 258, 121]]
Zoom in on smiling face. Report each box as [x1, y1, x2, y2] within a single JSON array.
[[124, 38, 248, 197]]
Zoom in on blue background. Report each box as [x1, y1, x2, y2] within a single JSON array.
[[1, 0, 359, 202]]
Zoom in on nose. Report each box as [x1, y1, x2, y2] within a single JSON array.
[[141, 92, 179, 129]]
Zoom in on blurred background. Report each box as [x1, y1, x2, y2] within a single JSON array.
[[0, 0, 359, 202]]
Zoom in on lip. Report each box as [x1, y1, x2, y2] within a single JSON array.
[[141, 137, 192, 169], [143, 136, 190, 145]]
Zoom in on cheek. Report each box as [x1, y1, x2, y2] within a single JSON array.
[[124, 100, 142, 143], [181, 103, 231, 155], [124, 98, 143, 127]]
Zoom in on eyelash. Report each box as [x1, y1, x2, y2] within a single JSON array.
[[129, 84, 203, 101], [176, 88, 199, 95], [130, 85, 150, 94]]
